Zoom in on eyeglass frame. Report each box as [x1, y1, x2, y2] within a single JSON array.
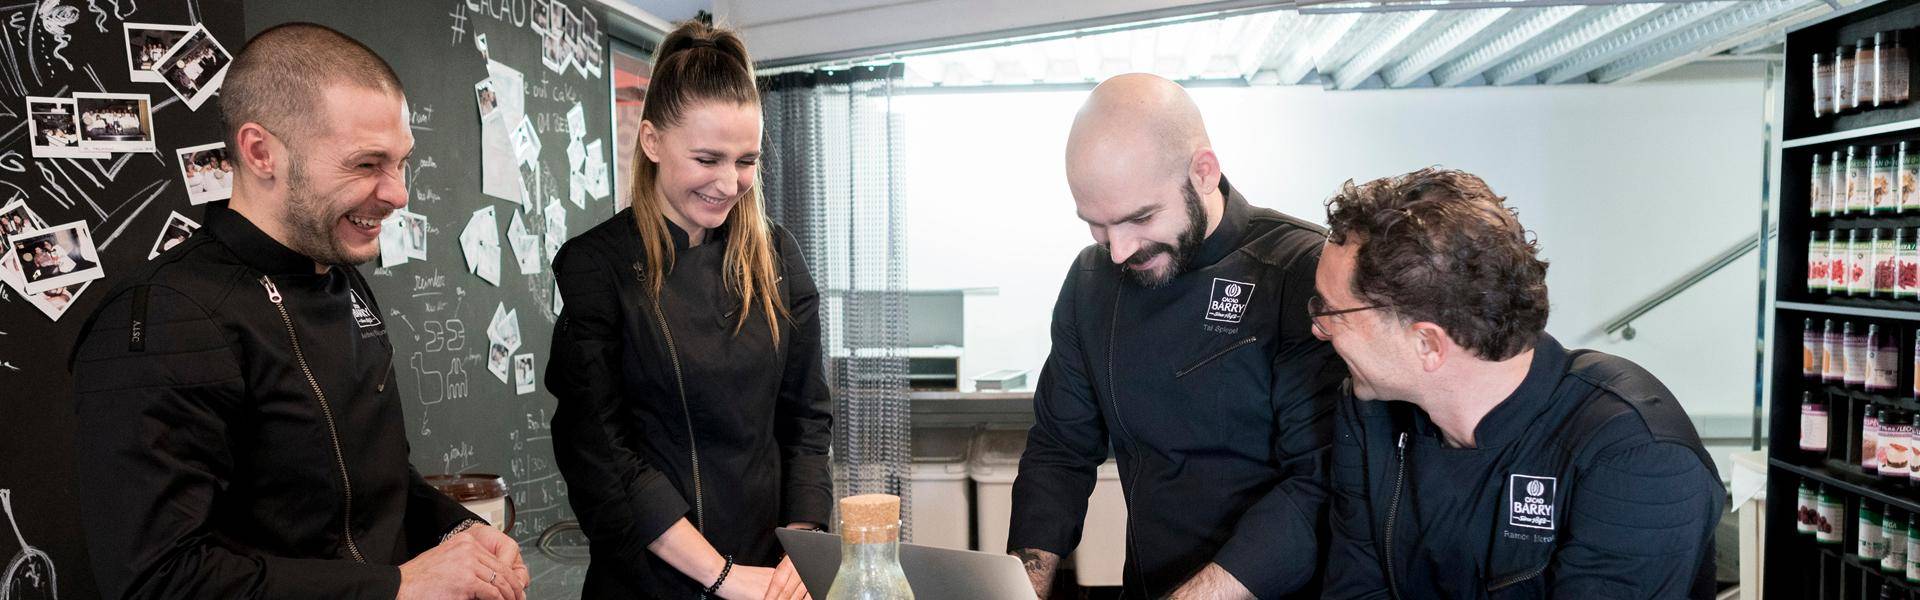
[[1307, 294, 1392, 336]]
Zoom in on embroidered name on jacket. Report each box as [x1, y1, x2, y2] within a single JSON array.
[[1205, 278, 1255, 324], [1509, 474, 1557, 530]]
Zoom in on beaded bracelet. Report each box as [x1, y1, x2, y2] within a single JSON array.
[[702, 555, 735, 598]]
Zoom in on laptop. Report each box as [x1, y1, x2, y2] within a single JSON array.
[[776, 527, 1041, 600]]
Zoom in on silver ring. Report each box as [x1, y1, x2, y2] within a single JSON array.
[[488, 570, 497, 584]]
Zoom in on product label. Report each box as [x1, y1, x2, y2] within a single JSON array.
[[1890, 525, 1910, 572], [1855, 240, 1875, 294], [1815, 160, 1831, 214], [1507, 474, 1556, 530], [1848, 337, 1871, 386], [1903, 152, 1920, 210], [1866, 413, 1882, 469], [1802, 405, 1830, 451], [1818, 497, 1846, 543], [1887, 423, 1915, 476], [1877, 153, 1898, 211], [1900, 237, 1920, 297], [1864, 512, 1887, 558], [1854, 160, 1873, 212], [1812, 241, 1829, 292], [1833, 236, 1852, 291], [1879, 239, 1900, 293], [1799, 487, 1816, 533]]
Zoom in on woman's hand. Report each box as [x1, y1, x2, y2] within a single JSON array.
[[765, 555, 811, 600], [715, 565, 775, 600]]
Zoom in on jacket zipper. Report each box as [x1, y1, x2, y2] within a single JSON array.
[[1105, 286, 1152, 599], [259, 276, 366, 564], [1172, 336, 1258, 379], [634, 264, 705, 532], [1487, 565, 1546, 592], [1383, 431, 1406, 600]]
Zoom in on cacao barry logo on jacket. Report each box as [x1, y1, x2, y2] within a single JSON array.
[[1205, 278, 1255, 324], [350, 289, 383, 330], [1508, 473, 1557, 530]]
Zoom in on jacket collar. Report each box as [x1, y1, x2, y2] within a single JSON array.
[[1465, 333, 1569, 448], [663, 215, 729, 252], [1191, 175, 1249, 270], [202, 202, 322, 276]]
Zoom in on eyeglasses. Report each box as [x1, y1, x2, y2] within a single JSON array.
[[1307, 294, 1391, 336]]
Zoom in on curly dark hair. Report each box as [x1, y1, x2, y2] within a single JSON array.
[[1324, 168, 1549, 361]]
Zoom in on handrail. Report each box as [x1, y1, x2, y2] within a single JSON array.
[[1601, 225, 1779, 339]]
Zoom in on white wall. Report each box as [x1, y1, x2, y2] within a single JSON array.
[[714, 0, 1234, 63], [900, 61, 1772, 446]]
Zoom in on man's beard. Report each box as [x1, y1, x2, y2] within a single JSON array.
[[282, 161, 376, 266], [1118, 182, 1208, 289]]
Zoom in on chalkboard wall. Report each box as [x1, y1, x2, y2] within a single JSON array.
[[0, 1, 615, 597]]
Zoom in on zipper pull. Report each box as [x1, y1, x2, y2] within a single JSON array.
[[259, 276, 282, 304], [1397, 431, 1408, 451]]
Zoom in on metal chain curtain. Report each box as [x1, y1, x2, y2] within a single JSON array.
[[760, 64, 913, 538]]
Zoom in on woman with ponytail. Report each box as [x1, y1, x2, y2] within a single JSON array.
[[547, 20, 829, 600]]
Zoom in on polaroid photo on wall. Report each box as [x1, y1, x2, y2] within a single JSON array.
[[569, 12, 589, 76], [175, 142, 233, 205], [0, 198, 47, 294], [510, 118, 541, 162], [531, 0, 550, 35], [23, 280, 91, 321], [402, 211, 428, 260], [74, 92, 157, 153], [517, 160, 539, 211], [579, 10, 602, 78], [475, 78, 501, 123], [10, 220, 105, 295], [155, 25, 233, 111], [28, 97, 109, 159], [147, 211, 200, 259], [543, 2, 571, 74], [124, 23, 194, 83], [514, 354, 535, 394], [487, 340, 512, 383]]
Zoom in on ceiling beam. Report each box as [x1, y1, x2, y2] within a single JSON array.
[[1536, 1, 1741, 84], [1430, 5, 1585, 87], [1597, 0, 1825, 84], [1381, 8, 1512, 87], [1483, 3, 1664, 85], [1273, 13, 1360, 84], [1334, 10, 1443, 89]]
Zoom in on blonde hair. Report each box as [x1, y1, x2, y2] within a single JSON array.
[[631, 20, 786, 345]]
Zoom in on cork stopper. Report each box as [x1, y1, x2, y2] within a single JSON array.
[[839, 494, 900, 543]]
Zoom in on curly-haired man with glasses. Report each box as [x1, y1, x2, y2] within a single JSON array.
[[1314, 168, 1724, 599]]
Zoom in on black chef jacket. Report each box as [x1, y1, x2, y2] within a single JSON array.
[[68, 203, 478, 599], [547, 211, 833, 598], [1321, 334, 1725, 599], [1009, 178, 1346, 598]]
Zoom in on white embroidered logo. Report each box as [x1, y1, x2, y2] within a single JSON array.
[[1509, 474, 1557, 530], [1205, 278, 1255, 323], [351, 289, 382, 329]]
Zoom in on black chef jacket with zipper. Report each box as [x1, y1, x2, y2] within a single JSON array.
[[68, 203, 479, 600], [1009, 178, 1347, 598], [547, 210, 833, 598], [1321, 334, 1725, 599]]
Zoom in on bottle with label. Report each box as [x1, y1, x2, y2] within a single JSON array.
[[1886, 408, 1914, 479], [1804, 391, 1832, 454], [1841, 46, 1858, 114], [1815, 152, 1831, 214], [1818, 485, 1846, 544], [1860, 38, 1881, 110], [1865, 500, 1888, 559], [825, 494, 915, 600], [1886, 30, 1912, 105], [1853, 146, 1872, 214], [1866, 403, 1883, 470], [1835, 227, 1853, 292], [1903, 141, 1920, 212], [1826, 318, 1846, 384], [1879, 228, 1901, 295], [1806, 318, 1824, 380], [1855, 229, 1875, 295], [1890, 509, 1910, 572], [1799, 478, 1817, 534], [1817, 52, 1835, 117], [1877, 147, 1899, 213], [1907, 513, 1920, 582], [1848, 322, 1870, 388], [1900, 228, 1920, 299], [1811, 232, 1829, 294], [1873, 323, 1900, 392]]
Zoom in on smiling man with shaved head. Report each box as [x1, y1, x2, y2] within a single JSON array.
[[1007, 74, 1346, 599]]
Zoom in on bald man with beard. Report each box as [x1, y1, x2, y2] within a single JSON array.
[[1007, 74, 1346, 599]]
